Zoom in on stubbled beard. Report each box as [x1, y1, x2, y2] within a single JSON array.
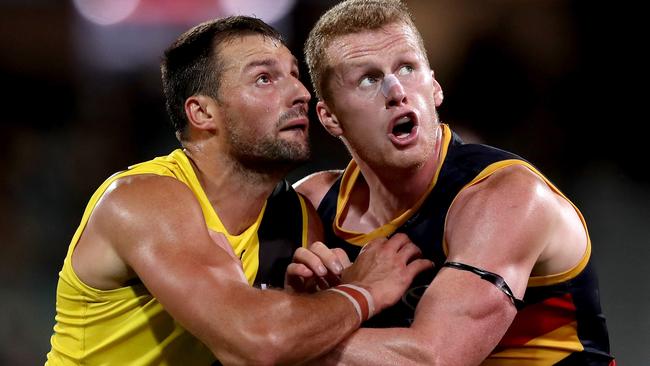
[[225, 119, 310, 174], [346, 109, 439, 171]]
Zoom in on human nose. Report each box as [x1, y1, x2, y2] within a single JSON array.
[[382, 74, 406, 107], [290, 76, 311, 106]]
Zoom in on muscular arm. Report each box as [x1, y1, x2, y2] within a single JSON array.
[[76, 174, 426, 365], [314, 165, 586, 365]]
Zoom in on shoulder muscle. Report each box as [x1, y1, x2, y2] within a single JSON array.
[[445, 165, 558, 294], [293, 170, 342, 209]]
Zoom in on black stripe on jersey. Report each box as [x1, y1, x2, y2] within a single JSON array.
[[254, 180, 304, 289]]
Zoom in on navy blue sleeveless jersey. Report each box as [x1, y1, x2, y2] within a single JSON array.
[[316, 125, 614, 365]]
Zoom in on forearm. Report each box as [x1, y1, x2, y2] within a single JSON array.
[[312, 271, 518, 366], [311, 328, 435, 366], [197, 282, 362, 365]]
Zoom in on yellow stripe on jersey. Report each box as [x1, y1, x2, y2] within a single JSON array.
[[297, 194, 310, 248], [332, 124, 453, 246], [483, 321, 584, 365]]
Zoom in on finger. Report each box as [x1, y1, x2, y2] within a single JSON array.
[[285, 263, 323, 293], [397, 242, 423, 263], [332, 248, 352, 268], [293, 247, 328, 276], [309, 241, 344, 275], [405, 259, 435, 279], [323, 270, 342, 288], [316, 276, 331, 291], [285, 264, 306, 292], [383, 232, 412, 252], [360, 236, 386, 254], [286, 262, 314, 278]]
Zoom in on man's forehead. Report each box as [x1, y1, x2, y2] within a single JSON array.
[[326, 24, 421, 65], [219, 34, 295, 69]]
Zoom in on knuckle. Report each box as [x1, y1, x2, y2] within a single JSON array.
[[332, 248, 346, 258], [294, 247, 308, 256]]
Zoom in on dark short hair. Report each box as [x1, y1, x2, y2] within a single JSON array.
[[161, 16, 285, 140]]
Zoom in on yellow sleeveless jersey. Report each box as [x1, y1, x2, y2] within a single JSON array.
[[46, 149, 309, 365]]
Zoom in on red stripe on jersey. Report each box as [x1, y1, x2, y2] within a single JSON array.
[[495, 293, 577, 351]]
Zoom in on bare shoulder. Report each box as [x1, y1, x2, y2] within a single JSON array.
[[475, 164, 578, 222], [447, 163, 585, 275], [452, 164, 554, 215], [74, 174, 202, 289], [446, 165, 559, 267], [293, 170, 343, 209], [94, 174, 200, 233]]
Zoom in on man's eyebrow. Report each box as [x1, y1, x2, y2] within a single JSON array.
[[339, 62, 376, 78], [242, 57, 299, 72], [243, 58, 277, 72]]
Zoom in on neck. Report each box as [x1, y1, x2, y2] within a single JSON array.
[[351, 127, 443, 227], [183, 143, 285, 235]]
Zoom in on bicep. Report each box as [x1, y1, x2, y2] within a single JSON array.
[[93, 176, 250, 344], [406, 166, 556, 362], [408, 267, 518, 365], [444, 165, 555, 297]]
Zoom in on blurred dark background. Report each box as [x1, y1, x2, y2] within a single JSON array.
[[1, 0, 647, 364]]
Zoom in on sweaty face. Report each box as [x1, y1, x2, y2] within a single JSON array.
[[320, 23, 443, 170], [217, 35, 311, 171]]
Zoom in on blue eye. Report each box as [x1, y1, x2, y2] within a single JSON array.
[[359, 76, 379, 88], [256, 74, 271, 85], [398, 65, 414, 75]]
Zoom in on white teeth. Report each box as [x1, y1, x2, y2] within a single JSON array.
[[396, 116, 411, 125]]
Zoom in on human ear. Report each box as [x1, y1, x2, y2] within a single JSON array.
[[431, 70, 444, 107], [184, 95, 218, 132], [316, 100, 343, 137]]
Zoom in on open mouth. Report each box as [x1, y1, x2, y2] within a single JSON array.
[[388, 112, 418, 145], [392, 115, 415, 138]]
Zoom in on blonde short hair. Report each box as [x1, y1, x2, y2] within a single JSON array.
[[304, 0, 428, 101]]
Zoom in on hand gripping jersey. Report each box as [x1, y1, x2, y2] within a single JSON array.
[[46, 149, 309, 365], [317, 125, 615, 365]]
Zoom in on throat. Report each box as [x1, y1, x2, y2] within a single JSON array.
[[188, 153, 277, 236], [212, 195, 265, 235], [341, 174, 419, 233]]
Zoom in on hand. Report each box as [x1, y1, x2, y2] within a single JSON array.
[[342, 233, 433, 313], [285, 241, 351, 293]]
